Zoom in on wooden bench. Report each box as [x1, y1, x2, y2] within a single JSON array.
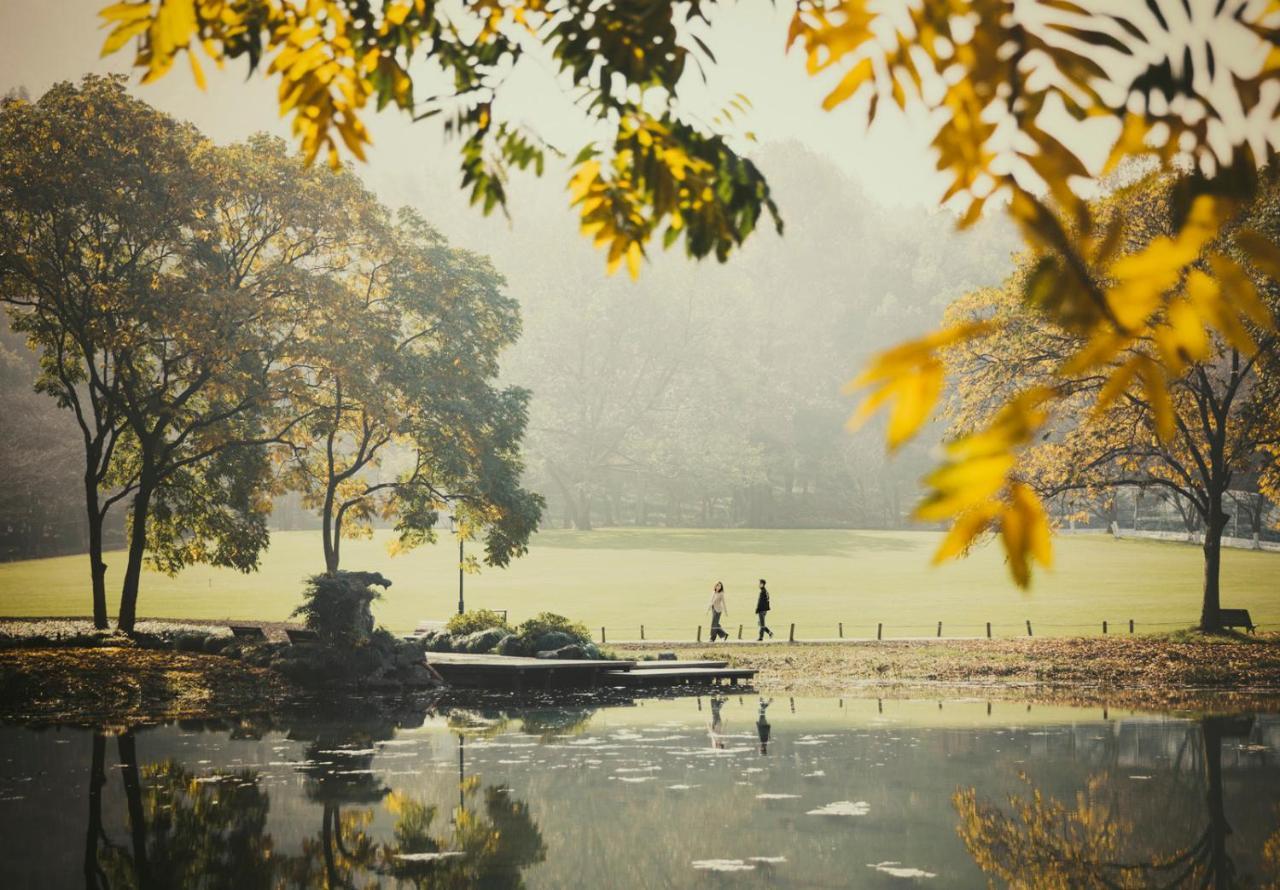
[[228, 625, 266, 642], [1220, 608, 1257, 633], [285, 628, 321, 645]]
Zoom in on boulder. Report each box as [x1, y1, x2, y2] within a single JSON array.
[[528, 630, 576, 653], [536, 644, 585, 660], [460, 627, 508, 654], [494, 634, 529, 657], [426, 633, 455, 653]]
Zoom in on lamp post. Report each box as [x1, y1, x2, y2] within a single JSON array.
[[449, 514, 464, 615]]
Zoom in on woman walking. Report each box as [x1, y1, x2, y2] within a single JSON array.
[[708, 581, 729, 641], [755, 579, 774, 641]]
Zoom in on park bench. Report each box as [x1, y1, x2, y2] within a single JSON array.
[[1219, 608, 1257, 633], [228, 625, 266, 642], [285, 628, 321, 645]]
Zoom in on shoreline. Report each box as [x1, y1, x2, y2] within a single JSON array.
[[2, 631, 1279, 725]]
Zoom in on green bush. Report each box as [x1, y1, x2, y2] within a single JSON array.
[[292, 571, 389, 645], [515, 612, 591, 648], [446, 609, 511, 636]]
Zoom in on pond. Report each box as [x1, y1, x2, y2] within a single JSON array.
[[2, 695, 1278, 887]]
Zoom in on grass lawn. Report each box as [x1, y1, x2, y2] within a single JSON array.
[[0, 528, 1277, 638]]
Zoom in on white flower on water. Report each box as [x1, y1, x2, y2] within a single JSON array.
[[807, 801, 870, 816], [692, 859, 755, 872], [867, 861, 936, 879]]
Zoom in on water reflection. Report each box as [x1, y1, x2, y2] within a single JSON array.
[[4, 697, 1279, 888], [76, 704, 547, 888], [955, 717, 1272, 888]]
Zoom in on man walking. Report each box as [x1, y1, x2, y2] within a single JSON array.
[[755, 579, 774, 641]]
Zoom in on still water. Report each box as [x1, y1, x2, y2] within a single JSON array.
[[1, 695, 1278, 888]]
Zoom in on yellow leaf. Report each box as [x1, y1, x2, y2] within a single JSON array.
[[1135, 355, 1174, 441], [100, 18, 150, 57], [933, 504, 999, 565], [822, 56, 873, 111], [886, 359, 942, 450], [1236, 228, 1280, 284], [916, 451, 1016, 521]]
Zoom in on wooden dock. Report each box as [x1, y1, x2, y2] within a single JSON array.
[[604, 667, 756, 688], [629, 660, 728, 671], [425, 653, 752, 691], [427, 652, 635, 691]]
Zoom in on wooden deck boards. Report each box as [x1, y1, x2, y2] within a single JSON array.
[[424, 651, 753, 690], [604, 667, 756, 687], [628, 660, 729, 671]]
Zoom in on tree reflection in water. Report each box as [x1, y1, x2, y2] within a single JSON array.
[[92, 729, 275, 889], [79, 705, 548, 889], [954, 717, 1280, 889]]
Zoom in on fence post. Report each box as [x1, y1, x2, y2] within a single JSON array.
[[986, 622, 992, 639], [640, 624, 645, 641], [936, 621, 942, 638], [697, 625, 702, 643], [789, 623, 795, 642], [738, 624, 743, 640], [1102, 620, 1107, 635], [838, 622, 843, 639], [1026, 620, 1033, 637], [1129, 619, 1135, 634], [877, 622, 883, 641]]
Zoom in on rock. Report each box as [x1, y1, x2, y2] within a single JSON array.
[[426, 633, 454, 652], [529, 630, 576, 653], [494, 634, 529, 657], [657, 651, 677, 661], [202, 635, 230, 655], [174, 633, 206, 653], [537, 644, 585, 660], [460, 628, 508, 654]]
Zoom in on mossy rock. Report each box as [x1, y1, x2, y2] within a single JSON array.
[[460, 628, 509, 653], [494, 634, 530, 657], [528, 630, 576, 653]]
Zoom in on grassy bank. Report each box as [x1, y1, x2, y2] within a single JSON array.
[[2, 528, 1278, 636]]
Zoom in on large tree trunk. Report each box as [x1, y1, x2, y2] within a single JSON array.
[[83, 731, 107, 889], [118, 731, 153, 889], [85, 470, 109, 630], [1201, 718, 1234, 889], [117, 476, 154, 634], [1199, 492, 1230, 633]]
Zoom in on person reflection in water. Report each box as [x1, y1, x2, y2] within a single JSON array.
[[756, 698, 772, 755], [708, 696, 726, 750]]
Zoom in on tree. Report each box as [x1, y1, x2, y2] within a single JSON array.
[[283, 207, 543, 574], [944, 172, 1280, 629], [0, 75, 199, 627], [108, 134, 364, 632]]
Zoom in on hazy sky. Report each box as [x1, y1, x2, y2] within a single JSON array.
[[0, 0, 949, 231]]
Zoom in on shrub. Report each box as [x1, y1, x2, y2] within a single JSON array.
[[515, 612, 591, 649], [446, 609, 511, 636], [292, 571, 390, 645]]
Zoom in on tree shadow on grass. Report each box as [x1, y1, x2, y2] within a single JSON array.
[[530, 528, 923, 557]]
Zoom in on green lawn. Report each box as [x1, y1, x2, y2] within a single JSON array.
[[1, 528, 1277, 638]]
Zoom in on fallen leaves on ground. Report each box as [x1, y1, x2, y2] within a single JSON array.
[[617, 633, 1280, 713], [0, 647, 292, 724]]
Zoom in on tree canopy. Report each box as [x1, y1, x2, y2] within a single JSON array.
[[0, 76, 539, 631], [99, 0, 1280, 590], [944, 169, 1280, 627]]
